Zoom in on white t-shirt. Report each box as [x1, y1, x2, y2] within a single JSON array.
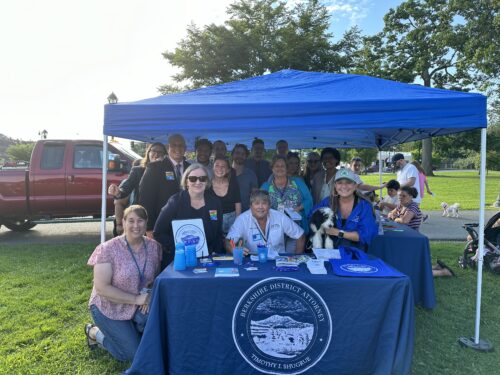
[[381, 195, 398, 214], [396, 162, 421, 203], [227, 209, 304, 254]]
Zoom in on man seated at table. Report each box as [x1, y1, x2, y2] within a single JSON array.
[[225, 190, 305, 256]]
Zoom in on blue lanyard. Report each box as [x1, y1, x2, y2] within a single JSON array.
[[124, 237, 148, 288]]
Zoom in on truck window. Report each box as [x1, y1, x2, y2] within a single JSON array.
[[74, 145, 102, 169], [40, 144, 66, 170]]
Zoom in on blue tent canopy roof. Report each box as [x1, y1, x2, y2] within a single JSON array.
[[103, 69, 487, 149]]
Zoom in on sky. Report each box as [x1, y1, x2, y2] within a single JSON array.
[[0, 0, 403, 142]]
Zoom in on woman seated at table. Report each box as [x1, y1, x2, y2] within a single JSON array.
[[387, 187, 454, 276], [226, 190, 305, 255], [211, 157, 241, 234], [387, 186, 422, 231], [310, 168, 378, 249], [153, 163, 223, 267], [261, 155, 313, 237], [84, 205, 162, 362]]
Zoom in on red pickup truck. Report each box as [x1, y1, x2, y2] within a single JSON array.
[[0, 139, 140, 231]]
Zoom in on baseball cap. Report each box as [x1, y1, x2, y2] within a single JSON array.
[[391, 153, 405, 163], [334, 168, 358, 183]]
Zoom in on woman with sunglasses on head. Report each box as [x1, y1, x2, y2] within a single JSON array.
[[108, 142, 167, 236], [311, 147, 342, 204], [85, 205, 162, 361], [211, 157, 242, 234], [153, 163, 223, 267], [302, 151, 321, 191]]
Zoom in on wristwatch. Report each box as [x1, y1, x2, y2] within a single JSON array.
[[338, 230, 345, 238]]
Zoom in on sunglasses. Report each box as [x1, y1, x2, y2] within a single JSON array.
[[187, 175, 208, 183]]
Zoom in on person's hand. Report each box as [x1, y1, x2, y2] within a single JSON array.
[[135, 293, 148, 306], [138, 292, 151, 313], [294, 205, 303, 212], [380, 182, 388, 188], [242, 247, 251, 256], [146, 230, 154, 239], [325, 227, 339, 236], [387, 212, 394, 220], [108, 184, 120, 197]]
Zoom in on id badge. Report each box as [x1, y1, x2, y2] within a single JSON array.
[[165, 171, 175, 181], [277, 203, 285, 213]]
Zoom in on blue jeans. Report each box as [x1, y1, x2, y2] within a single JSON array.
[[90, 305, 147, 362]]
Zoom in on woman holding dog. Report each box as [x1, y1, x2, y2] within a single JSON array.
[[310, 168, 378, 248]]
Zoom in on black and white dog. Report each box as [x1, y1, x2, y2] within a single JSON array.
[[309, 207, 337, 249]]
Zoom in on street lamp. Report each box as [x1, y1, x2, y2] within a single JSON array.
[[107, 92, 118, 104], [38, 129, 48, 139]]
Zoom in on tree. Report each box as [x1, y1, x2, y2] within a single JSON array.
[[377, 0, 477, 175], [6, 143, 35, 162], [161, 0, 357, 90]]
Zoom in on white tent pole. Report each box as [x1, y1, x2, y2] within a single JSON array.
[[100, 135, 108, 244], [378, 149, 383, 196], [474, 128, 487, 343]]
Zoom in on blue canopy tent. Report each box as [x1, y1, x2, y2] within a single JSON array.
[[101, 69, 490, 349]]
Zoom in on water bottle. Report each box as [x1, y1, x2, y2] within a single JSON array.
[[173, 242, 186, 271], [375, 208, 384, 235], [185, 245, 197, 267]]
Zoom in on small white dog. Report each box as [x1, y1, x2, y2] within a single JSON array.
[[441, 202, 460, 218], [309, 207, 336, 249]]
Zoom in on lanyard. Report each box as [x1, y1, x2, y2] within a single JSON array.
[[124, 237, 148, 288], [273, 178, 288, 201], [253, 217, 270, 246]]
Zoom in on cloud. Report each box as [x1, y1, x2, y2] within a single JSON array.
[[327, 0, 372, 26]]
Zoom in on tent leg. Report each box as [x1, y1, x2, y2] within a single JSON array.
[[100, 135, 108, 244], [378, 148, 383, 197], [458, 128, 493, 352]]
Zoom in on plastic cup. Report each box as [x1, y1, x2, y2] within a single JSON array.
[[233, 247, 244, 266], [257, 245, 268, 263]]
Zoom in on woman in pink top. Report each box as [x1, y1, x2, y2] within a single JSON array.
[[84, 205, 162, 361]]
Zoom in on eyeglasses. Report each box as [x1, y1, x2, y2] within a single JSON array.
[[187, 175, 208, 183]]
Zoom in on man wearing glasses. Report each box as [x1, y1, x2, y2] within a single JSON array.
[[139, 134, 191, 235]]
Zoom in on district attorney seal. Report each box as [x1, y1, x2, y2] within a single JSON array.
[[232, 277, 332, 374]]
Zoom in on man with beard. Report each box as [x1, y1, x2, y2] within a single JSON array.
[[139, 134, 190, 234], [231, 144, 258, 212], [392, 153, 421, 205], [245, 138, 272, 186], [191, 138, 213, 179]]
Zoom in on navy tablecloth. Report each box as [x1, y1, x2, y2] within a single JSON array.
[[368, 221, 436, 309], [127, 260, 414, 375]]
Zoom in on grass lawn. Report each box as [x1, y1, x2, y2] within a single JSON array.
[[362, 170, 500, 211], [1, 242, 499, 374]]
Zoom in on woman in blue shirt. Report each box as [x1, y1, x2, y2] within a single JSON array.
[[310, 168, 377, 248]]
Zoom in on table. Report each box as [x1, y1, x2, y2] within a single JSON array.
[[368, 221, 436, 309], [126, 260, 415, 375]]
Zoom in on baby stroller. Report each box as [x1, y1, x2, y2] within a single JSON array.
[[459, 211, 500, 274]]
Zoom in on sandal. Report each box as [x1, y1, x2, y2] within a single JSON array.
[[437, 260, 456, 277], [84, 323, 98, 350]]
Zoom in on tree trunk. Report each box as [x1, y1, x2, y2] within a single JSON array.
[[422, 138, 434, 176], [421, 72, 434, 176]]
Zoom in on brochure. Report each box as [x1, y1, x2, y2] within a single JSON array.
[[214, 268, 240, 277], [312, 248, 341, 261]]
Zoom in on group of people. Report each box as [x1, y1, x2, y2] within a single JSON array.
[[85, 137, 439, 362]]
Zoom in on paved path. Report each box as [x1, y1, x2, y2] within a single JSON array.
[[419, 210, 498, 241], [1, 210, 498, 245]]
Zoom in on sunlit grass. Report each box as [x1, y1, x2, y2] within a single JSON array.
[[363, 171, 499, 210]]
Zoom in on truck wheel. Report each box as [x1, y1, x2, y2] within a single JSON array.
[[3, 219, 37, 231]]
